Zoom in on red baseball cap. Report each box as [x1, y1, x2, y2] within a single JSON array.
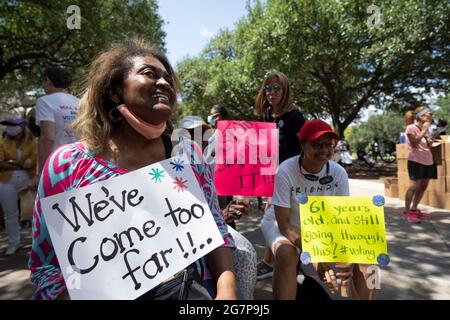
[[298, 119, 339, 142]]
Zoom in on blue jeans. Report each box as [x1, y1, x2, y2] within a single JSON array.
[[202, 279, 244, 300]]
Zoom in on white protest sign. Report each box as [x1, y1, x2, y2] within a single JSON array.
[[40, 156, 224, 300]]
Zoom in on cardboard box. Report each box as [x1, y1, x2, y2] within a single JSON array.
[[446, 160, 450, 175], [397, 159, 407, 173], [398, 185, 407, 200], [427, 191, 448, 209], [428, 178, 446, 192], [444, 141, 450, 160], [396, 144, 408, 160]]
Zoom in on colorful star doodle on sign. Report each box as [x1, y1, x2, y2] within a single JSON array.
[[170, 158, 185, 172], [149, 168, 165, 183], [377, 253, 390, 267], [173, 177, 188, 192], [298, 193, 309, 205]]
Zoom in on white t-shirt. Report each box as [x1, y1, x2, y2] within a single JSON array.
[[268, 155, 350, 229], [36, 92, 80, 150]]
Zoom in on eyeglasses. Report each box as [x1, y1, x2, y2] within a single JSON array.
[[264, 84, 282, 94], [308, 141, 336, 150]]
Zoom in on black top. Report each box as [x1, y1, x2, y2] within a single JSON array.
[[272, 108, 306, 164]]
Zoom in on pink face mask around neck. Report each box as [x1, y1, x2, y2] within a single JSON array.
[[117, 104, 167, 140]]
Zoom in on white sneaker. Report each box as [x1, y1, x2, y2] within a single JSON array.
[[4, 243, 21, 256]]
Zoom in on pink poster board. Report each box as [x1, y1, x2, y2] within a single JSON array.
[[214, 120, 278, 197]]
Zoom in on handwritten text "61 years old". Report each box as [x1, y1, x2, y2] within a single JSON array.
[[179, 304, 270, 318]]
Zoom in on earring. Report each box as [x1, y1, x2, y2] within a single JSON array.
[[109, 106, 122, 122]]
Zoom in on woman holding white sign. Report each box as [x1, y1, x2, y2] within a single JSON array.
[[28, 38, 237, 300], [176, 116, 257, 300], [261, 119, 376, 300]]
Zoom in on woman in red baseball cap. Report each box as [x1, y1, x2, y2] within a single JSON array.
[[261, 119, 376, 300]]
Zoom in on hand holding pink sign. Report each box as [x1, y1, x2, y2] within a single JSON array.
[[214, 120, 278, 197]]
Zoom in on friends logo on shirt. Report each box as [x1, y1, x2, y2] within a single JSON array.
[[290, 181, 339, 195]]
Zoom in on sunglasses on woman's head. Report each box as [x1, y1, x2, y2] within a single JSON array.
[[264, 84, 282, 93]]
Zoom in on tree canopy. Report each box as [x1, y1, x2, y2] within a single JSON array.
[[0, 0, 166, 111], [177, 0, 449, 137], [346, 111, 405, 152], [434, 94, 450, 122]]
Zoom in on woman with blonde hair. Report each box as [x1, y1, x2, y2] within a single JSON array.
[[254, 71, 306, 280], [403, 106, 436, 223], [261, 119, 376, 300], [28, 38, 237, 300], [0, 118, 37, 255]]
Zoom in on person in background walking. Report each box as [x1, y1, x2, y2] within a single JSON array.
[[403, 106, 436, 223], [261, 119, 376, 300], [184, 112, 258, 299], [29, 38, 237, 300], [0, 118, 37, 255]]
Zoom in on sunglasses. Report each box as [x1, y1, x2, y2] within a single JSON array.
[[299, 157, 334, 185], [308, 141, 336, 150], [264, 84, 282, 94]]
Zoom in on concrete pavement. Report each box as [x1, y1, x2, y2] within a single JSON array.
[[1, 179, 449, 299], [0, 227, 33, 300]]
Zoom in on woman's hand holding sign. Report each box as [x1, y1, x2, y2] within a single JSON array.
[[223, 198, 250, 223]]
